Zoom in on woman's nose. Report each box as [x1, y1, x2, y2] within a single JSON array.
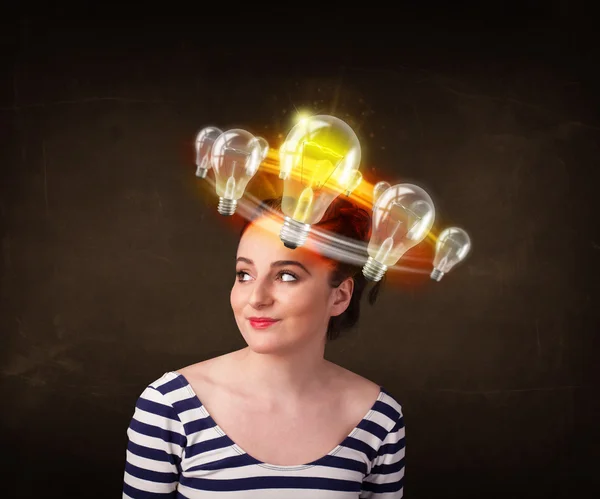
[[249, 279, 274, 309]]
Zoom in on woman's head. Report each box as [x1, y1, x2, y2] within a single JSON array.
[[230, 196, 383, 355]]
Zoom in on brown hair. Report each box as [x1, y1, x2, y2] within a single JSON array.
[[239, 196, 385, 341]]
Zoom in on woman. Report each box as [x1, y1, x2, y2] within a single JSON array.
[[122, 196, 406, 498]]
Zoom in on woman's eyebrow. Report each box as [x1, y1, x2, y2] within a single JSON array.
[[236, 257, 312, 276]]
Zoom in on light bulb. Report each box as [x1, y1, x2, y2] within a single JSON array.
[[255, 136, 269, 158], [278, 115, 362, 249], [430, 227, 471, 281], [210, 128, 263, 216], [363, 183, 435, 282], [245, 136, 269, 176], [373, 180, 391, 205], [194, 126, 222, 178], [344, 170, 363, 196]]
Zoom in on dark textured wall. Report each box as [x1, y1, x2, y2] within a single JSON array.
[[1, 13, 598, 499]]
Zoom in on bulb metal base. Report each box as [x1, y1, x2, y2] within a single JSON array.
[[217, 197, 237, 216], [280, 217, 310, 249], [195, 166, 208, 178], [362, 256, 387, 282], [430, 268, 444, 281]]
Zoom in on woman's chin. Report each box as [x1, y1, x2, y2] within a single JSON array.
[[244, 337, 290, 354], [241, 329, 296, 354]]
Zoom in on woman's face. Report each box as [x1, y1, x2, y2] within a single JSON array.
[[230, 215, 352, 355]]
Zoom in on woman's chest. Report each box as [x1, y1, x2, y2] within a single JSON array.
[[212, 401, 355, 466], [188, 382, 367, 467]]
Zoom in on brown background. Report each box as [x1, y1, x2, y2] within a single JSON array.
[[1, 10, 598, 499]]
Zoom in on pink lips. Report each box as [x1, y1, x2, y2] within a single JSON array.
[[248, 318, 280, 329]]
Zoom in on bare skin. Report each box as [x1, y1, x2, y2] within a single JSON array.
[[178, 349, 381, 467]]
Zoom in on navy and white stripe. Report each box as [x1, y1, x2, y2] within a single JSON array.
[[123, 372, 405, 498]]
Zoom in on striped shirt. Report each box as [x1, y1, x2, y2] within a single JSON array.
[[123, 371, 405, 498]]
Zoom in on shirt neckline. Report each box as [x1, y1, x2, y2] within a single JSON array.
[[170, 371, 384, 471]]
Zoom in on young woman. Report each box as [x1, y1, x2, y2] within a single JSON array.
[[123, 196, 406, 498]]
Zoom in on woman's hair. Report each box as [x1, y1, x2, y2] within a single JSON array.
[[239, 196, 385, 341]]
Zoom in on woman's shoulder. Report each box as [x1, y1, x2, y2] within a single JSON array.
[[330, 363, 380, 400], [138, 355, 224, 402], [172, 352, 240, 406], [330, 363, 402, 420], [128, 371, 194, 427], [136, 370, 191, 403], [175, 353, 228, 389]]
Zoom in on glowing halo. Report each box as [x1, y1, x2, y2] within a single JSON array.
[[202, 175, 430, 275]]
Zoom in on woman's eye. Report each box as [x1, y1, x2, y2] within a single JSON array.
[[279, 271, 298, 282], [236, 271, 251, 282], [236, 270, 298, 282]]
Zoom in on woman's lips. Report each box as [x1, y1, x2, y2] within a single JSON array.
[[248, 318, 281, 329]]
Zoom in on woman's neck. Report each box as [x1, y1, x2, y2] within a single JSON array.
[[229, 345, 336, 409]]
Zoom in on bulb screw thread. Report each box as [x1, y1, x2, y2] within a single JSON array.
[[280, 217, 310, 249], [430, 268, 444, 281], [217, 197, 237, 216], [362, 256, 387, 282], [195, 166, 208, 178]]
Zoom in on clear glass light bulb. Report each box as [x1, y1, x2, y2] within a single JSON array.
[[278, 114, 362, 249], [210, 128, 263, 216], [194, 126, 222, 178], [431, 227, 471, 281], [373, 180, 391, 205], [363, 183, 435, 282], [255, 136, 269, 158], [245, 136, 269, 176]]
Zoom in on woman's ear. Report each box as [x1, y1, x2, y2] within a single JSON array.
[[330, 277, 354, 317]]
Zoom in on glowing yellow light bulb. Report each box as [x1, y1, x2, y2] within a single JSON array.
[[340, 170, 363, 196], [278, 115, 362, 249]]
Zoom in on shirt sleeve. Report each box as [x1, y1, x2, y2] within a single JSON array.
[[360, 411, 406, 498], [123, 385, 188, 498]]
